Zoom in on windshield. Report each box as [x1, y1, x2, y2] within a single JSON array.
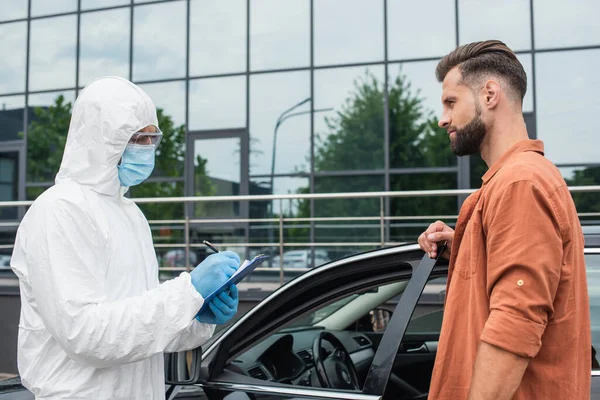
[[286, 293, 361, 327]]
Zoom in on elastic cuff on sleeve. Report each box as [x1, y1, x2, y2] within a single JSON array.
[[480, 309, 546, 358]]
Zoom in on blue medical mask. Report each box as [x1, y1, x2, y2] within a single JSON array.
[[117, 144, 156, 187]]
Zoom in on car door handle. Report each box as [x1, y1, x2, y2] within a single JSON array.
[[405, 344, 428, 353]]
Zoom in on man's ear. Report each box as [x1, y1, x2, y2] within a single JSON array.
[[482, 79, 501, 109]]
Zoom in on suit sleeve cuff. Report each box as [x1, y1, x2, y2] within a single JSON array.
[[480, 309, 546, 358]]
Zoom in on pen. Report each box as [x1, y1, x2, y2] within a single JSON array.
[[202, 240, 219, 253]]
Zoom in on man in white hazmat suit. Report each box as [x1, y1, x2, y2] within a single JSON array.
[[10, 76, 241, 399]]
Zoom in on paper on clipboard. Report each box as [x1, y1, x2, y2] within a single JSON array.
[[198, 254, 269, 313]]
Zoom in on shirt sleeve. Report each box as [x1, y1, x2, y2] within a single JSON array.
[[480, 180, 565, 358], [24, 199, 213, 368]]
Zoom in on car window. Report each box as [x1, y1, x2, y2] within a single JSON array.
[[405, 276, 446, 334]]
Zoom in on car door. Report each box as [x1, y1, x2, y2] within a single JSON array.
[[190, 245, 446, 400]]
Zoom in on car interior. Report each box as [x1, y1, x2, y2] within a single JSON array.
[[220, 272, 446, 400]]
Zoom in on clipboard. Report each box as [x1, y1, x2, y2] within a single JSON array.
[[198, 254, 270, 313]]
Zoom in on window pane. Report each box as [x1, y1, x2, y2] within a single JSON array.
[[30, 16, 77, 91], [133, 2, 186, 81], [189, 76, 246, 131], [81, 0, 129, 10], [0, 152, 19, 220], [388, 61, 456, 168], [138, 81, 185, 177], [250, 71, 310, 176], [387, 0, 456, 60], [314, 65, 384, 171], [536, 49, 600, 165], [534, 0, 600, 49], [0, 95, 25, 141], [190, 0, 246, 76], [249, 176, 310, 248], [459, 0, 531, 51], [0, 0, 28, 22], [31, 0, 77, 17], [314, 175, 384, 245], [390, 173, 458, 242], [314, 0, 384, 66], [192, 137, 241, 218], [250, 0, 310, 71], [27, 91, 75, 182], [516, 53, 534, 113], [79, 8, 130, 87], [0, 22, 26, 94], [138, 81, 185, 127]]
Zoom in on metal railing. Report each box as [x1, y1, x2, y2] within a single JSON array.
[[2, 185, 600, 285]]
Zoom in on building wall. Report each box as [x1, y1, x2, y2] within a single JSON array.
[[1, 0, 600, 261]]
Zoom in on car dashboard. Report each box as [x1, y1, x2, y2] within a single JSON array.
[[225, 327, 375, 387]]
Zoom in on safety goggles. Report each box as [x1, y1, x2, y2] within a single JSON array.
[[128, 128, 163, 147]]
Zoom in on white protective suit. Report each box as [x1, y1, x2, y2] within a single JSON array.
[[10, 76, 215, 399]]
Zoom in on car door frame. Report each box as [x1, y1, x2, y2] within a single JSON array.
[[194, 244, 447, 399]]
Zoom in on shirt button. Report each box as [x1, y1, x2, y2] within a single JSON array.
[[517, 279, 524, 287]]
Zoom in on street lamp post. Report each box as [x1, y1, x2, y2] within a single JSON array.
[[267, 98, 333, 267]]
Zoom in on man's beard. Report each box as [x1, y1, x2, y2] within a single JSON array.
[[451, 110, 487, 156]]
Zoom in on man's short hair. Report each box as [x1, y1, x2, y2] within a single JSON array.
[[436, 40, 527, 103]]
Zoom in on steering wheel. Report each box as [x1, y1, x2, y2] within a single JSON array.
[[312, 331, 360, 391]]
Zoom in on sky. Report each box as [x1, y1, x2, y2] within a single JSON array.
[[1, 0, 600, 193]]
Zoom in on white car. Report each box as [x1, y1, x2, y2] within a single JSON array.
[[271, 249, 331, 269]]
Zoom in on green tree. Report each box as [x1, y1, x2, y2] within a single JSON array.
[[566, 167, 600, 214], [292, 70, 458, 242]]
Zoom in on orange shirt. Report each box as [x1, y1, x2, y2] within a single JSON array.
[[428, 140, 591, 400]]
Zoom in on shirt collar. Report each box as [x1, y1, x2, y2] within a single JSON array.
[[481, 139, 545, 185]]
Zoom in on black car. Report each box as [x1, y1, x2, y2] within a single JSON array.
[[2, 239, 600, 399]]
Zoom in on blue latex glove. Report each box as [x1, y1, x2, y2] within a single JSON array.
[[196, 285, 239, 325], [190, 251, 240, 299]]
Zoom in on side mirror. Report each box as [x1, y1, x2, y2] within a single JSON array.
[[369, 308, 392, 332], [164, 347, 203, 385]]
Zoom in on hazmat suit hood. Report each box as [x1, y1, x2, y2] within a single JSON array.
[[55, 76, 159, 196]]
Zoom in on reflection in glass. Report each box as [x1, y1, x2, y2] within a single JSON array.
[[516, 54, 534, 113], [190, 0, 246, 76], [0, 0, 28, 22], [314, 65, 384, 171], [314, 0, 384, 66], [387, 0, 455, 60], [27, 91, 75, 183], [193, 137, 241, 217], [0, 22, 26, 94], [79, 8, 130, 87], [313, 175, 384, 243], [189, 76, 246, 131], [129, 181, 185, 221], [138, 81, 185, 127], [250, 71, 310, 176], [534, 0, 600, 49], [31, 0, 77, 17], [250, 0, 310, 71], [560, 166, 600, 215], [29, 16, 77, 91], [0, 95, 25, 142], [81, 0, 129, 10], [459, 0, 531, 51], [249, 177, 310, 245], [536, 49, 600, 165], [389, 173, 457, 241], [0, 151, 19, 220], [133, 1, 186, 81], [137, 81, 186, 178]]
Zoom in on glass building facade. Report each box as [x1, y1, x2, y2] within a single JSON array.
[[1, 0, 599, 267]]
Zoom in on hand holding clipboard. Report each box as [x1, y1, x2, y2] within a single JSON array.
[[198, 241, 270, 313]]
